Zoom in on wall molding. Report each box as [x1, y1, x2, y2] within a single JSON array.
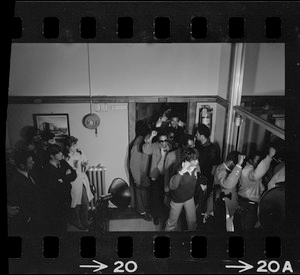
[[8, 95, 228, 104]]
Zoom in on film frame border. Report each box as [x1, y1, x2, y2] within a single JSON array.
[[6, 1, 300, 274]]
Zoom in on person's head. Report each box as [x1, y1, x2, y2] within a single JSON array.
[[195, 124, 210, 144], [41, 131, 56, 145], [184, 134, 196, 148], [166, 128, 179, 150], [247, 151, 263, 168], [157, 129, 169, 150], [20, 126, 41, 143], [14, 150, 35, 172], [170, 115, 180, 129], [64, 136, 78, 154], [167, 129, 175, 142], [226, 151, 241, 170], [47, 144, 63, 163], [181, 147, 199, 167]]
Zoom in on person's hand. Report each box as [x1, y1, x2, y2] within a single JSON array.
[[81, 161, 88, 167], [238, 154, 246, 166], [202, 212, 213, 224], [180, 161, 193, 174], [58, 178, 63, 183], [164, 185, 170, 193], [156, 119, 162, 128], [151, 130, 158, 139], [66, 169, 71, 175], [200, 184, 207, 191], [178, 120, 184, 127], [268, 147, 276, 158], [161, 115, 168, 122]]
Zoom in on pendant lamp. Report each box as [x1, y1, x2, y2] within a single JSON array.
[[82, 43, 100, 136]]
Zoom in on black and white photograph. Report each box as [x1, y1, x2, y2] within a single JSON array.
[[6, 2, 300, 273], [6, 42, 286, 235], [33, 113, 70, 137]]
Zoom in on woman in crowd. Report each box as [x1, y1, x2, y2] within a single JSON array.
[[42, 144, 77, 234], [64, 136, 94, 230], [165, 147, 202, 231]]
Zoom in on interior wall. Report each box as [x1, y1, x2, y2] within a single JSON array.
[[7, 43, 234, 198], [218, 44, 232, 100], [9, 43, 223, 97], [7, 103, 129, 195], [242, 43, 285, 96]]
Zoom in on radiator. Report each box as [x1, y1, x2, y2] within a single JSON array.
[[87, 164, 106, 208]]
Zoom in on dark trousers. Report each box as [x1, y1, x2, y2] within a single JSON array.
[[197, 175, 213, 214], [44, 198, 70, 235], [234, 196, 258, 233], [150, 176, 168, 220], [135, 186, 150, 214]]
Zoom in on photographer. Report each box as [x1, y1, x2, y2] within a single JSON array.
[[205, 151, 245, 232], [235, 147, 276, 233]]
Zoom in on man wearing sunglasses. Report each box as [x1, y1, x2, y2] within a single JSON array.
[[143, 129, 179, 227]]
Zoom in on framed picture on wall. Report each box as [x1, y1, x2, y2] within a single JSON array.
[[33, 113, 70, 139]]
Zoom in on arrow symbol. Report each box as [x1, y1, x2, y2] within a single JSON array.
[[80, 260, 108, 272], [225, 260, 253, 273]]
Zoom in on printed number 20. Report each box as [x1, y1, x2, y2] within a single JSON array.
[[114, 261, 138, 273]]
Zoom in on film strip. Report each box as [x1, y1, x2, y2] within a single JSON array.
[[6, 1, 300, 274]]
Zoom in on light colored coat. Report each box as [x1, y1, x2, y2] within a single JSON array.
[[67, 151, 94, 208], [142, 141, 180, 192], [206, 163, 242, 216], [238, 155, 272, 202]]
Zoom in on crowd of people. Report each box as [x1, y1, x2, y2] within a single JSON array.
[[129, 112, 286, 233], [6, 126, 94, 236], [7, 112, 285, 235]]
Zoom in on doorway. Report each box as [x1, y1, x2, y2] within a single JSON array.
[[135, 102, 188, 132]]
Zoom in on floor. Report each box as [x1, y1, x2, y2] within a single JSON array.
[[67, 208, 162, 232], [108, 208, 161, 231], [67, 207, 206, 232]]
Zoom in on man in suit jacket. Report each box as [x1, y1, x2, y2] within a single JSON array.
[[143, 129, 180, 226], [7, 150, 44, 236], [42, 144, 77, 235]]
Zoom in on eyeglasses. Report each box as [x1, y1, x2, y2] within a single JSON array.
[[159, 139, 168, 143]]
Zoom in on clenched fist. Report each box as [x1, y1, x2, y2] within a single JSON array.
[[268, 147, 276, 158], [151, 130, 158, 138], [238, 154, 246, 166]]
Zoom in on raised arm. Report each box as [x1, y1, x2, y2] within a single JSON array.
[[248, 147, 276, 182], [218, 154, 245, 189], [142, 130, 157, 155]]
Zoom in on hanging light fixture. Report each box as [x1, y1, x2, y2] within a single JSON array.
[[82, 43, 100, 136]]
